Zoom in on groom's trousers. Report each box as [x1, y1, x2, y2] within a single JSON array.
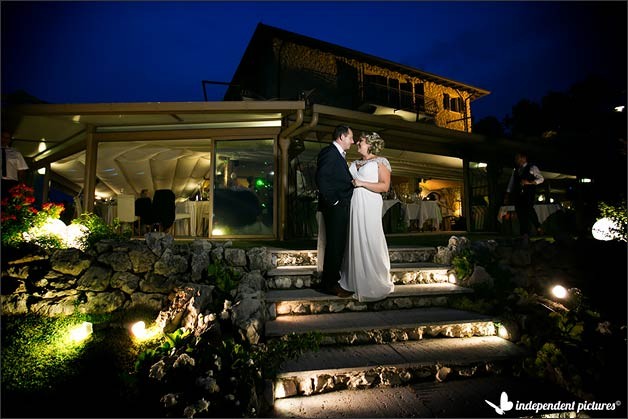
[[320, 201, 350, 289]]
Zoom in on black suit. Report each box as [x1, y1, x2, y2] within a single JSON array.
[[315, 144, 354, 289]]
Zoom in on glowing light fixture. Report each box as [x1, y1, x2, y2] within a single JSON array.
[[614, 105, 625, 112], [448, 273, 457, 284], [69, 322, 93, 342], [38, 167, 46, 175], [579, 178, 592, 183], [549, 198, 554, 203], [130, 321, 161, 341], [477, 162, 487, 168], [38, 139, 47, 152], [274, 380, 286, 399], [497, 324, 510, 339], [551, 285, 568, 299], [537, 195, 545, 202], [212, 227, 225, 236], [591, 217, 620, 241]]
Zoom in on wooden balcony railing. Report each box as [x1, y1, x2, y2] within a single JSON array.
[[363, 82, 439, 117]]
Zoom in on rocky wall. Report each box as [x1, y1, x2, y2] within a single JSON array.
[[1, 233, 274, 343]]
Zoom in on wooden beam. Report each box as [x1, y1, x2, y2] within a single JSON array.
[[15, 101, 305, 116], [93, 127, 281, 142], [30, 129, 86, 167]]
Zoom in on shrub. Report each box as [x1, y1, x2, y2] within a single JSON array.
[[71, 212, 122, 250], [597, 200, 627, 242]]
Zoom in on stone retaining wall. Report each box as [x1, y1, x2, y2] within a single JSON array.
[[1, 233, 273, 329]]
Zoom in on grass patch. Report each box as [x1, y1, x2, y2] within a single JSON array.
[[1, 312, 159, 418]]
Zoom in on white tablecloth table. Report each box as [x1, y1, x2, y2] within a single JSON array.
[[497, 204, 563, 224], [401, 201, 443, 231], [175, 201, 211, 236], [382, 199, 401, 217]]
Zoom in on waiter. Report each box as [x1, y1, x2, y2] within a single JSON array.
[[1, 130, 29, 196], [504, 151, 544, 242]]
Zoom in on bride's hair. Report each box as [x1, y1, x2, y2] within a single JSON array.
[[360, 132, 385, 155]]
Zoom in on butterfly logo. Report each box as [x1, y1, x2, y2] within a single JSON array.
[[485, 391, 514, 415]]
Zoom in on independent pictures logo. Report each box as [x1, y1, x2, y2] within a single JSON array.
[[485, 392, 513, 415], [485, 391, 622, 416]]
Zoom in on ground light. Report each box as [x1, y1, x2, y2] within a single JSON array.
[[591, 217, 621, 241], [23, 217, 89, 250], [68, 321, 93, 343], [497, 324, 510, 340], [551, 285, 568, 299], [448, 272, 457, 284], [130, 321, 162, 341]]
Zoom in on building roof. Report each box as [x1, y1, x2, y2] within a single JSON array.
[[237, 23, 490, 101]]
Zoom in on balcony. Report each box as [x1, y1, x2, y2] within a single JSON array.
[[361, 82, 438, 121]]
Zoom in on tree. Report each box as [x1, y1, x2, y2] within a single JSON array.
[[472, 116, 504, 138], [503, 99, 544, 139]]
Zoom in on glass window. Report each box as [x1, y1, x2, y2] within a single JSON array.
[[213, 139, 275, 237], [287, 140, 323, 238]]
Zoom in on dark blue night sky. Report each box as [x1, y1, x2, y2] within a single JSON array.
[[2, 1, 626, 121]]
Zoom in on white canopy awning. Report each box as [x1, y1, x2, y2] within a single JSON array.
[[11, 101, 304, 199]]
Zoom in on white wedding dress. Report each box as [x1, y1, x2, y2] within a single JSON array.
[[339, 157, 394, 302]]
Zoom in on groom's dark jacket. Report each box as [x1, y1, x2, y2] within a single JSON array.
[[315, 144, 354, 210]]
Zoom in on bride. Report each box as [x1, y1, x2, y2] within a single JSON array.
[[339, 132, 394, 302]]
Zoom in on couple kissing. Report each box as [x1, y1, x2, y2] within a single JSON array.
[[315, 125, 394, 302]]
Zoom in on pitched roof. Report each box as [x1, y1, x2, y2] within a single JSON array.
[[245, 23, 490, 101]]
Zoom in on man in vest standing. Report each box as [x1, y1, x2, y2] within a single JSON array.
[[1, 130, 29, 197], [504, 151, 544, 244]]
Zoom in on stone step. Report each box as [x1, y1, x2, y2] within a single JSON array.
[[270, 373, 581, 417], [265, 307, 497, 345], [266, 263, 453, 289], [270, 247, 438, 268], [265, 284, 472, 319], [272, 336, 526, 400]]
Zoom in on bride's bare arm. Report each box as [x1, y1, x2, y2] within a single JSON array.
[[353, 163, 391, 193]]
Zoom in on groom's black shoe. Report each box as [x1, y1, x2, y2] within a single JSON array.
[[320, 284, 353, 298]]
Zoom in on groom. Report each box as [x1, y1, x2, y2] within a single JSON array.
[[315, 125, 354, 297]]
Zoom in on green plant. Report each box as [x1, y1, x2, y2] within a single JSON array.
[[598, 200, 627, 242], [451, 248, 474, 279], [207, 260, 242, 298], [71, 212, 121, 249]]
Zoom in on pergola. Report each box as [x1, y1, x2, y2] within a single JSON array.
[[10, 100, 575, 239]]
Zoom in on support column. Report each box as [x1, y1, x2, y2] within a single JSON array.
[[278, 135, 290, 240], [462, 158, 472, 232], [41, 164, 51, 204], [82, 126, 97, 213], [486, 158, 500, 232]]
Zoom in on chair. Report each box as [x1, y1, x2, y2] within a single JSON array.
[[152, 189, 176, 233], [174, 213, 192, 237], [174, 201, 192, 237], [135, 196, 153, 234], [116, 194, 138, 236]]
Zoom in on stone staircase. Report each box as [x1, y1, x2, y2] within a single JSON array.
[[261, 246, 529, 417]]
